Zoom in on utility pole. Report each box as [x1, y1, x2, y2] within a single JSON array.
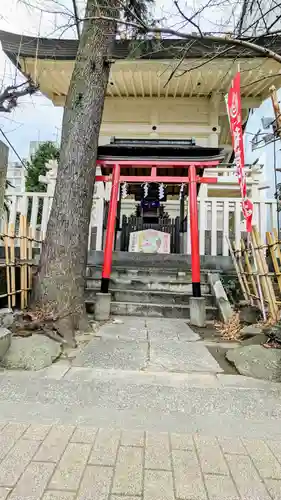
[[269, 86, 281, 137]]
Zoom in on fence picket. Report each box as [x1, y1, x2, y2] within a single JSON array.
[[222, 200, 229, 256], [211, 200, 217, 256], [2, 192, 280, 255], [199, 199, 206, 255]]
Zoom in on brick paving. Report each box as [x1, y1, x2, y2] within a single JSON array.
[[0, 423, 280, 499], [1, 318, 281, 498]]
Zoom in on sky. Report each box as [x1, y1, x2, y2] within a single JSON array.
[[0, 0, 277, 172]]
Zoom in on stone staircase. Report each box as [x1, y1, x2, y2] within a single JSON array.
[[85, 263, 218, 320]]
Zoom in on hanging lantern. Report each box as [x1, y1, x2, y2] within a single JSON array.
[[142, 182, 149, 198], [179, 183, 185, 200], [158, 183, 165, 200], [121, 182, 128, 199]]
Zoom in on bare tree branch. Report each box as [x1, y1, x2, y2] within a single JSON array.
[[163, 40, 197, 87], [0, 78, 38, 113], [174, 1, 203, 37], [240, 71, 281, 87], [85, 14, 281, 64], [176, 44, 236, 76]]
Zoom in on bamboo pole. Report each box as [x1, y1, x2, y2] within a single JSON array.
[[3, 223, 11, 309], [252, 226, 278, 318], [9, 223, 16, 308], [233, 241, 253, 304], [266, 231, 281, 294], [23, 215, 28, 308], [273, 228, 281, 263], [20, 215, 24, 310], [241, 239, 260, 307], [226, 236, 249, 302], [249, 239, 266, 321], [28, 225, 32, 296]]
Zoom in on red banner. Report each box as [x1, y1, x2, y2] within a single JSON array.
[[226, 72, 253, 232]]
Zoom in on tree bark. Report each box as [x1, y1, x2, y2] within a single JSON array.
[[31, 0, 118, 345]]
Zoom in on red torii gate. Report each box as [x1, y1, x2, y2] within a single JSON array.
[[96, 159, 219, 297]]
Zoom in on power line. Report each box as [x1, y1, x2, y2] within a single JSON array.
[[0, 127, 26, 169], [72, 0, 80, 39]]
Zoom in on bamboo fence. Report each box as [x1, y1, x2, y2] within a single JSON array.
[[0, 215, 39, 310], [227, 225, 281, 321]]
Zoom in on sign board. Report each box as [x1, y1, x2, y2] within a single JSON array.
[[129, 229, 170, 254]]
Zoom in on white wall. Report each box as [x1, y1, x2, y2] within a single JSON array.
[[6, 163, 26, 192], [99, 97, 219, 148]]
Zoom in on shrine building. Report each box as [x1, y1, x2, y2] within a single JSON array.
[[0, 31, 279, 309]]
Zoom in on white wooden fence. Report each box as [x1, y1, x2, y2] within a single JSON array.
[[1, 191, 278, 257]]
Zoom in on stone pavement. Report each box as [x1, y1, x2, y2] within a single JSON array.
[[1, 317, 281, 498], [73, 317, 223, 373], [0, 423, 281, 499]]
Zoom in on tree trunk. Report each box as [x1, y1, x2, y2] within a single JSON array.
[[31, 0, 118, 345]]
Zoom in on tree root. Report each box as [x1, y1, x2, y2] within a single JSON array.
[[10, 311, 72, 345]]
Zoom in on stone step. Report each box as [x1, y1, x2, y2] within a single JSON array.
[[86, 300, 218, 319], [86, 268, 209, 282], [88, 251, 232, 273], [85, 288, 215, 306], [108, 301, 218, 320], [86, 278, 210, 294]]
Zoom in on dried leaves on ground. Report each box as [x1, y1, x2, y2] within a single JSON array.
[[215, 312, 242, 341]]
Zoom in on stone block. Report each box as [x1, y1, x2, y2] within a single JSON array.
[[0, 488, 10, 500], [170, 433, 194, 451], [43, 493, 76, 500], [217, 436, 247, 455], [112, 446, 143, 496], [149, 340, 222, 373], [146, 318, 199, 341], [241, 334, 267, 346], [49, 442, 91, 490], [265, 479, 281, 500], [0, 328, 11, 360], [225, 454, 271, 499], [190, 297, 206, 327], [22, 424, 52, 441], [242, 439, 281, 479], [8, 461, 55, 500], [267, 440, 281, 458], [34, 425, 74, 462], [204, 474, 239, 500], [194, 435, 229, 475], [111, 497, 140, 500], [145, 432, 171, 471], [89, 429, 120, 466], [226, 345, 281, 381], [95, 293, 111, 321], [240, 305, 261, 324], [208, 272, 233, 323], [121, 430, 144, 447], [144, 470, 174, 500], [0, 423, 28, 460], [99, 320, 147, 341], [240, 324, 263, 339], [0, 335, 62, 370], [71, 426, 98, 444], [0, 439, 40, 487], [76, 465, 113, 500], [172, 449, 207, 500], [0, 309, 13, 329], [73, 338, 147, 370]]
